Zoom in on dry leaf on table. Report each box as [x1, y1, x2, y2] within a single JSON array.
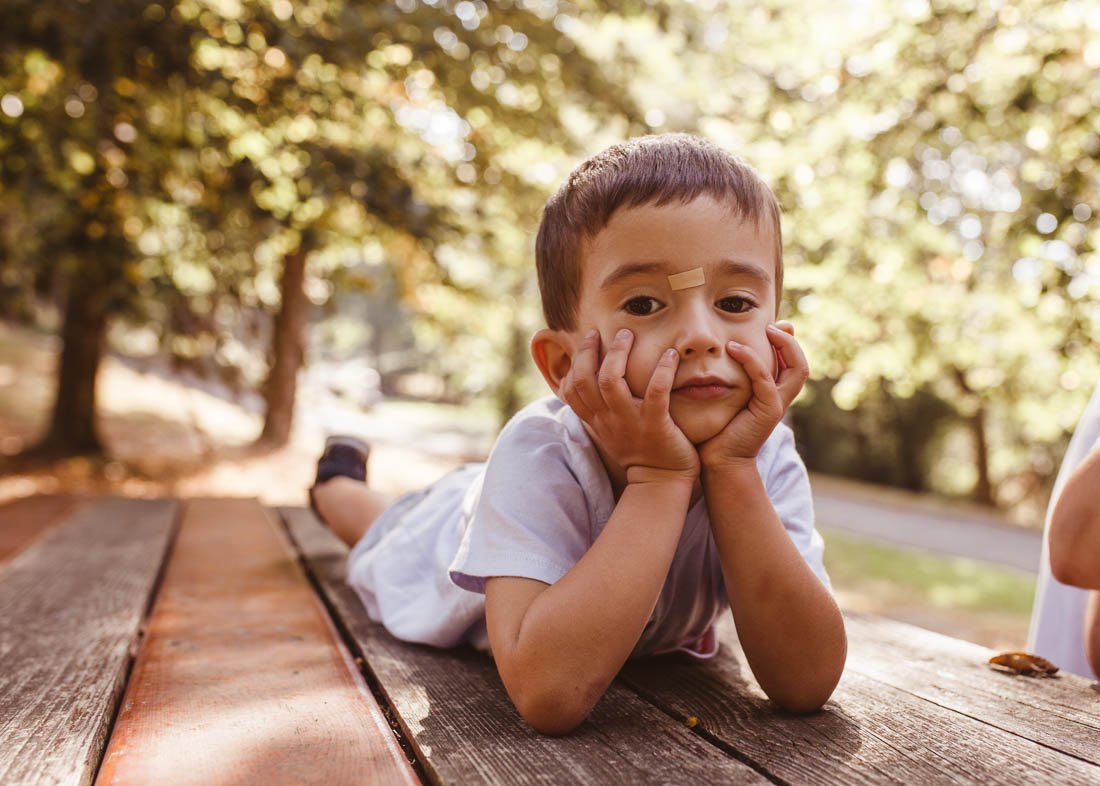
[[988, 651, 1059, 677]]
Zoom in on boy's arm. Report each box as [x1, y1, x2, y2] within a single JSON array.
[[700, 326, 845, 712], [702, 462, 845, 712], [486, 476, 693, 735], [1047, 445, 1100, 589], [486, 330, 698, 735]]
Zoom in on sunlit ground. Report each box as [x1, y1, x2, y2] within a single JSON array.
[[0, 321, 484, 504]]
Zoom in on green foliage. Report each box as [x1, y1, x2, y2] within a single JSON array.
[[0, 0, 641, 415], [1, 0, 1098, 510], [598, 0, 1100, 511]]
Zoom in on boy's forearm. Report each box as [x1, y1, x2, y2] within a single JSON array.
[[703, 462, 846, 712], [497, 478, 693, 730], [1049, 449, 1100, 589]]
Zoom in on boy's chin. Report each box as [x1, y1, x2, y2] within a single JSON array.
[[671, 396, 748, 445], [674, 412, 739, 446]]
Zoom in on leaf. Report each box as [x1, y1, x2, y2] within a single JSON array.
[[988, 651, 1059, 677]]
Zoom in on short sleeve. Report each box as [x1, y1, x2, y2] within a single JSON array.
[[448, 406, 606, 594], [761, 424, 831, 589]]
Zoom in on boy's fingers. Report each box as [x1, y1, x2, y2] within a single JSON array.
[[727, 342, 782, 414], [641, 348, 679, 415], [767, 325, 809, 408], [597, 329, 634, 406], [569, 330, 603, 412], [559, 367, 593, 421]]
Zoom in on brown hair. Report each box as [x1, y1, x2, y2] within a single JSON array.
[[535, 133, 783, 330]]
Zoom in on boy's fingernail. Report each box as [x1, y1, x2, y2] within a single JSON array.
[[766, 324, 779, 332], [586, 329, 598, 341], [616, 328, 631, 341], [665, 348, 678, 359], [728, 340, 743, 349]]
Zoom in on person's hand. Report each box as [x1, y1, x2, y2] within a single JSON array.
[[699, 322, 808, 470], [560, 329, 699, 484]]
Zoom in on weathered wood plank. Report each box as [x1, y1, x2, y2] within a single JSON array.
[[0, 494, 83, 564], [843, 612, 1100, 765], [0, 497, 177, 786], [281, 506, 769, 786], [620, 615, 1100, 786], [96, 498, 419, 786]]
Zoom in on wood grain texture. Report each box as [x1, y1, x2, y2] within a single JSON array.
[[621, 615, 1100, 786], [0, 497, 177, 786], [843, 612, 1100, 765], [96, 498, 418, 786], [281, 506, 768, 786], [0, 494, 84, 564]]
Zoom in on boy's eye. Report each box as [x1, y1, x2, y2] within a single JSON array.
[[623, 296, 663, 316], [717, 296, 756, 314]]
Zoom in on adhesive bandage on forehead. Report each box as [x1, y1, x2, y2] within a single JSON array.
[[667, 267, 706, 291]]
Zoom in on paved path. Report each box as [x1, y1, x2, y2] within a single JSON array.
[[811, 474, 1043, 574]]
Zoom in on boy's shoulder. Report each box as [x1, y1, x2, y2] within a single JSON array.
[[485, 396, 613, 515], [496, 395, 589, 449]]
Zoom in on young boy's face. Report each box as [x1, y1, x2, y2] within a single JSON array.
[[571, 195, 779, 444]]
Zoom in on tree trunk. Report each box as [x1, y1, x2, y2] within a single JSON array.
[[40, 282, 108, 455], [257, 247, 308, 447], [970, 401, 994, 505]]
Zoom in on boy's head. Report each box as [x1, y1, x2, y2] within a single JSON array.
[[531, 134, 787, 445], [535, 133, 783, 332]]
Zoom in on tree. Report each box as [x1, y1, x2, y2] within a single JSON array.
[[0, 0, 641, 454]]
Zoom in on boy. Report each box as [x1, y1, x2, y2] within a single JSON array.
[[1029, 379, 1100, 679], [312, 134, 847, 734]]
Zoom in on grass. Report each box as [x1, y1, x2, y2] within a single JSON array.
[[822, 529, 1036, 649]]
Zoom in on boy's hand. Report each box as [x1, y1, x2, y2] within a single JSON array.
[[560, 329, 699, 484], [699, 323, 808, 470]]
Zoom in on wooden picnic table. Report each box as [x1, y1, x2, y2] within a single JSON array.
[[1, 494, 1097, 786]]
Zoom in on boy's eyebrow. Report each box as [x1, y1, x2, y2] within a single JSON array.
[[599, 259, 771, 291], [714, 259, 773, 284], [599, 261, 667, 291]]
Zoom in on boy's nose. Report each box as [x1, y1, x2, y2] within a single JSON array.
[[676, 305, 723, 358]]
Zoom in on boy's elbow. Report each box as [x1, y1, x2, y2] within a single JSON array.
[[510, 678, 603, 736], [767, 674, 842, 714], [770, 689, 834, 715], [766, 634, 846, 714]]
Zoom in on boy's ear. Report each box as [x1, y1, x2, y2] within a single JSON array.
[[530, 328, 574, 395]]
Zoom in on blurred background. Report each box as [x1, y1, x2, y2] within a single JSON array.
[[1, 0, 1097, 648]]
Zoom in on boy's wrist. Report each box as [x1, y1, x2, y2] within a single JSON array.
[[701, 457, 761, 487], [625, 465, 698, 488]]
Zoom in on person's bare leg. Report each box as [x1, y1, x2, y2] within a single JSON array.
[[312, 477, 395, 548]]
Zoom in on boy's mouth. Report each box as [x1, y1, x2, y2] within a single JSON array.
[[672, 376, 733, 401]]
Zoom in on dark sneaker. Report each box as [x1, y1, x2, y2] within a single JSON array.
[[314, 435, 371, 485], [309, 435, 371, 519]]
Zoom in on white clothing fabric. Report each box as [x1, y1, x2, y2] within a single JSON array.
[[1027, 381, 1100, 679], [347, 396, 829, 659]]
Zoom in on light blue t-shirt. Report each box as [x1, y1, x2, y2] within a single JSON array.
[[1028, 381, 1100, 679], [347, 396, 829, 658]]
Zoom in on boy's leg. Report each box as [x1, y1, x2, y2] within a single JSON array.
[[311, 477, 394, 548], [309, 436, 393, 548]]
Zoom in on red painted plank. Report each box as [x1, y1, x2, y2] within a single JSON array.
[[0, 494, 83, 564], [96, 498, 418, 786]]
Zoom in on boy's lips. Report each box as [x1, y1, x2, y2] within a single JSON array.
[[672, 376, 734, 401]]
